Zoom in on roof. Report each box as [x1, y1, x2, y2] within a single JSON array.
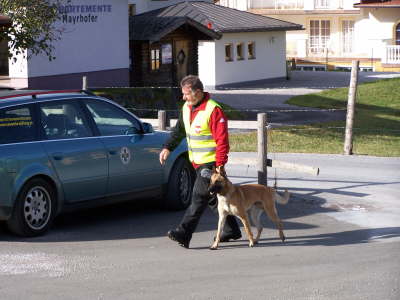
[[0, 91, 95, 108], [130, 1, 303, 41], [354, 0, 400, 7]]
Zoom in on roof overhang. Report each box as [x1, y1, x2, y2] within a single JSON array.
[[130, 16, 222, 42], [219, 25, 303, 34], [354, 0, 400, 7]]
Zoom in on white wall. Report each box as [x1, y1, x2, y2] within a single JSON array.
[[354, 8, 400, 58], [203, 31, 286, 87], [198, 41, 216, 87], [10, 0, 129, 78]]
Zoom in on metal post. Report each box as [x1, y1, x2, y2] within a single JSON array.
[[257, 113, 267, 186], [344, 60, 359, 155], [82, 76, 87, 90], [158, 110, 167, 131]]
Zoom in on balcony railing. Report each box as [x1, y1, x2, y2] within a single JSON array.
[[248, 0, 354, 10], [383, 46, 400, 64], [250, 0, 304, 9]]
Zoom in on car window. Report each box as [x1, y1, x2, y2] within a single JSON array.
[[84, 99, 142, 136], [39, 101, 92, 140], [0, 105, 36, 144]]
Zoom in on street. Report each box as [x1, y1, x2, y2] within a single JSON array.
[[1, 153, 399, 300]]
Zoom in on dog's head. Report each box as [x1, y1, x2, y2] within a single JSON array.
[[208, 166, 229, 195]]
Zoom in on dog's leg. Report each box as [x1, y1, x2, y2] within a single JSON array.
[[263, 204, 285, 243], [210, 210, 227, 250], [249, 206, 264, 243], [237, 213, 255, 247]]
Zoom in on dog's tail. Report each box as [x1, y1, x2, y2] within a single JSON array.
[[274, 189, 290, 205]]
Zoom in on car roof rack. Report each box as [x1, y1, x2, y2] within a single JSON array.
[[0, 89, 96, 100]]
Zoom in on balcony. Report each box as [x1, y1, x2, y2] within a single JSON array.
[[382, 46, 400, 64], [248, 0, 356, 10], [250, 0, 304, 9]]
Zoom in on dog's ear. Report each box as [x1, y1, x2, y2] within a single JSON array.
[[200, 168, 212, 179], [216, 166, 227, 178], [212, 165, 217, 174]]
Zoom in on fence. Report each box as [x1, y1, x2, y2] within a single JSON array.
[[83, 60, 399, 185]]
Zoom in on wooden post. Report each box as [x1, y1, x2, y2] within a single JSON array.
[[82, 76, 87, 90], [344, 60, 359, 155], [257, 113, 267, 186], [158, 110, 167, 131]]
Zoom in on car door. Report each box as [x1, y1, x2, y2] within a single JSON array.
[[38, 100, 108, 203], [82, 98, 163, 196]]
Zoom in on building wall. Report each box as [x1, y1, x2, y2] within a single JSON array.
[[200, 31, 287, 88], [9, 0, 130, 89], [198, 41, 216, 87]]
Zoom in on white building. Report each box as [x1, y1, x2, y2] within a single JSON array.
[[130, 1, 302, 88], [7, 0, 130, 89], [217, 0, 400, 72], [3, 0, 302, 89]]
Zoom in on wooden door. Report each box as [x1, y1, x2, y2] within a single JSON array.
[[174, 40, 190, 85]]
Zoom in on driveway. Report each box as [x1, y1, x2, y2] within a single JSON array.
[[210, 70, 400, 125]]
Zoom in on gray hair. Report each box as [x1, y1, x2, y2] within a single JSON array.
[[180, 75, 204, 92]]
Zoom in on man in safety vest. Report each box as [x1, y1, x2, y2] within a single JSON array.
[[159, 75, 241, 249]]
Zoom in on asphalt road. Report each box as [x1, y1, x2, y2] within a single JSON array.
[[0, 153, 399, 300], [210, 70, 400, 125]]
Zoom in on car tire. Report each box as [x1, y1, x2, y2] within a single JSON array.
[[165, 157, 195, 210], [7, 178, 56, 237]]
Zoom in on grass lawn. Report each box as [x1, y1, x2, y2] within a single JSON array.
[[230, 77, 400, 157]]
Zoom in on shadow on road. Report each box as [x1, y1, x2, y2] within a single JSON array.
[[190, 227, 400, 250], [1, 182, 399, 247]]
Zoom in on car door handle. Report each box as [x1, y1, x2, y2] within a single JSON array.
[[109, 150, 117, 155], [52, 153, 64, 161]]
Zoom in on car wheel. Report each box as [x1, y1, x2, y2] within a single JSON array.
[[7, 178, 56, 237], [165, 157, 195, 210]]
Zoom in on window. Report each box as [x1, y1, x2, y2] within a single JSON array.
[[342, 20, 354, 54], [128, 4, 136, 16], [150, 48, 160, 71], [0, 105, 35, 144], [40, 102, 92, 140], [309, 20, 330, 54], [225, 43, 233, 62], [248, 41, 256, 59], [236, 43, 244, 60], [396, 23, 400, 45], [314, 0, 329, 9], [84, 100, 141, 136]]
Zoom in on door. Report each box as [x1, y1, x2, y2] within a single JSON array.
[[39, 100, 108, 203], [82, 99, 163, 196], [174, 40, 190, 84]]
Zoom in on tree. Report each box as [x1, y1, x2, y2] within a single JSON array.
[[0, 0, 67, 61]]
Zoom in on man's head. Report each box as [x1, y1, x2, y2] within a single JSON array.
[[180, 75, 204, 106]]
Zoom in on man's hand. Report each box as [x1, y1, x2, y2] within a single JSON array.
[[159, 148, 170, 165]]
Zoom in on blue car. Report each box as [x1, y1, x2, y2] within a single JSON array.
[[0, 91, 194, 237]]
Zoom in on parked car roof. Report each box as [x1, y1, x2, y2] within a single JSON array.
[[0, 90, 97, 108]]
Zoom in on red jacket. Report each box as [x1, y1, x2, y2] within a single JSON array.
[[163, 92, 229, 168]]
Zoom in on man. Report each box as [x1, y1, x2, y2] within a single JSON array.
[[159, 75, 242, 249]]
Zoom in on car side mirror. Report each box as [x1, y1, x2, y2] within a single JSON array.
[[125, 126, 141, 135], [142, 122, 153, 134]]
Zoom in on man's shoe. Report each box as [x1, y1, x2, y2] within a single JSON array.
[[167, 229, 190, 249], [215, 232, 242, 243]]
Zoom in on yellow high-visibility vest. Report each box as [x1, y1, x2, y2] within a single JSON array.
[[182, 99, 221, 164]]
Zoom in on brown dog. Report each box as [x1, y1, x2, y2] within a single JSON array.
[[208, 167, 289, 250]]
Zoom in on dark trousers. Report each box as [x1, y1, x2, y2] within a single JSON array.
[[177, 163, 240, 240]]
